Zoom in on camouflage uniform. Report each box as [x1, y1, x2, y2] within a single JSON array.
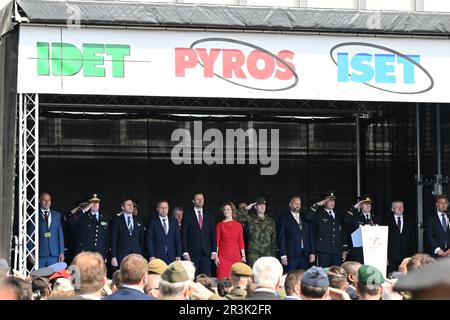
[[236, 208, 277, 266]]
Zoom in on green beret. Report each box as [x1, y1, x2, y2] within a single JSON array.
[[147, 258, 168, 275], [161, 261, 189, 283], [231, 262, 253, 277], [358, 265, 385, 286]]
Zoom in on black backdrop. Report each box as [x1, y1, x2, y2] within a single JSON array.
[[36, 101, 450, 258]]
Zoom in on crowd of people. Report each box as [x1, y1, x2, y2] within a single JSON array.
[[1, 251, 449, 300], [0, 190, 449, 300]]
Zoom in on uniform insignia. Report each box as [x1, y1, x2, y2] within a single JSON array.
[[322, 219, 329, 223], [101, 222, 108, 226]]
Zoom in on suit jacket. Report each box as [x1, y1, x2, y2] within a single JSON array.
[[345, 208, 384, 258], [146, 216, 182, 264], [68, 210, 109, 258], [181, 209, 216, 257], [103, 287, 154, 300], [387, 214, 416, 264], [110, 213, 145, 263], [304, 205, 348, 255], [28, 209, 65, 257], [246, 290, 281, 300], [426, 212, 450, 256], [277, 212, 315, 258]]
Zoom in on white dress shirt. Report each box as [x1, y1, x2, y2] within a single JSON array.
[[326, 209, 335, 219], [124, 213, 134, 230], [159, 215, 169, 234], [394, 214, 403, 233]]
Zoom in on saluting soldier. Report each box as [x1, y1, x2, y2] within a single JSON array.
[[304, 192, 348, 267], [235, 197, 277, 266], [345, 195, 384, 263], [67, 194, 109, 260]]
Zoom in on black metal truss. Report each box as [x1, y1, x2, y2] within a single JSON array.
[[38, 94, 396, 123]]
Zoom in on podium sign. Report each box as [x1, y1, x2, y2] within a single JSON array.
[[360, 225, 389, 278]]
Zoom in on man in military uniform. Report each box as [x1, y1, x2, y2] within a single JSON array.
[[305, 192, 348, 267], [67, 194, 109, 260], [345, 195, 384, 263], [236, 197, 277, 266]]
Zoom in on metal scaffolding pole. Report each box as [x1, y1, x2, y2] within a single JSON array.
[[434, 103, 444, 196], [416, 103, 424, 253], [356, 112, 361, 197], [17, 93, 39, 275]]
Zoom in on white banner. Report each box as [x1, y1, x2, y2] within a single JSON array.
[[361, 225, 389, 279], [17, 26, 450, 102]]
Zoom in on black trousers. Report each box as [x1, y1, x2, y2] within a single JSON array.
[[191, 255, 212, 276], [317, 252, 341, 268], [348, 254, 364, 264]]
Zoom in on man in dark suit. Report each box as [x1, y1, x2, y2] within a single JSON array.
[[172, 207, 184, 233], [27, 192, 65, 267], [387, 200, 416, 273], [277, 196, 315, 272], [67, 194, 109, 260], [246, 257, 283, 300], [305, 192, 348, 268], [345, 195, 384, 263], [181, 193, 216, 276], [110, 197, 146, 268], [426, 194, 450, 258], [104, 254, 154, 300], [147, 199, 182, 264]]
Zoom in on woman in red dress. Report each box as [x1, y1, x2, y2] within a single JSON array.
[[215, 202, 246, 279]]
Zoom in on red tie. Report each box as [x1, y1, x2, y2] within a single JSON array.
[[197, 210, 203, 230], [397, 216, 402, 233]]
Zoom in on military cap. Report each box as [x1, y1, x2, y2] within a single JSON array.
[[49, 269, 71, 281], [358, 265, 385, 286], [88, 193, 100, 203], [231, 262, 253, 277], [322, 192, 336, 200], [302, 266, 329, 288], [161, 261, 189, 283], [30, 266, 54, 278], [358, 195, 373, 204], [255, 197, 266, 205], [148, 258, 168, 275], [394, 257, 450, 291]]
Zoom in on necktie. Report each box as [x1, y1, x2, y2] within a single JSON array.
[[328, 210, 334, 219], [441, 213, 448, 232], [162, 218, 168, 235], [43, 210, 49, 226], [397, 216, 402, 233], [127, 216, 133, 234], [197, 210, 203, 230]]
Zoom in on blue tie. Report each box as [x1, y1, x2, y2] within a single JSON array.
[[127, 216, 133, 234], [441, 213, 448, 232]]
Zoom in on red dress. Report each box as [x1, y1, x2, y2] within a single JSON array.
[[216, 220, 245, 279]]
